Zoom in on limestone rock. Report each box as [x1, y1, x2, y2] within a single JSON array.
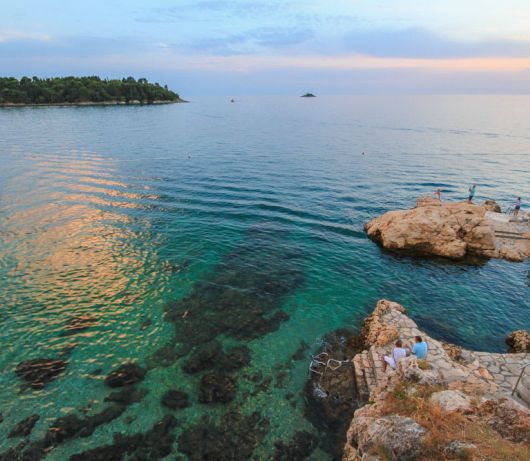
[[478, 397, 530, 443], [415, 196, 441, 208], [444, 440, 477, 457], [484, 200, 501, 213], [398, 356, 442, 386], [430, 390, 471, 412], [363, 416, 426, 461], [365, 200, 500, 260], [505, 330, 530, 353], [361, 300, 404, 346]]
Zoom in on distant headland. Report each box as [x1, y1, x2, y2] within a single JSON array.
[[301, 93, 316, 98], [0, 76, 186, 106]]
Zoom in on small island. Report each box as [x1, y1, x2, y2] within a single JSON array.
[[0, 76, 185, 106], [301, 93, 316, 98]]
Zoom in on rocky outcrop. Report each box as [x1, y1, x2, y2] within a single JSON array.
[[506, 330, 530, 353], [430, 390, 471, 412], [343, 300, 530, 461], [365, 197, 530, 261], [484, 200, 502, 213]]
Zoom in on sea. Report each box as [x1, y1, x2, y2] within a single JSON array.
[[0, 95, 529, 459]]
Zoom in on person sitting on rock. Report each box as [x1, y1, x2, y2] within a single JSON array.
[[382, 339, 407, 372], [410, 335, 428, 360]]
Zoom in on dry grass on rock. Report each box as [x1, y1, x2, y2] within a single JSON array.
[[378, 382, 529, 461]]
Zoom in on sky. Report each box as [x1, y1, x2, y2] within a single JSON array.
[[2, 0, 530, 95]]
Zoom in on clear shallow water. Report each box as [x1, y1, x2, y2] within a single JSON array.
[[0, 95, 529, 459]]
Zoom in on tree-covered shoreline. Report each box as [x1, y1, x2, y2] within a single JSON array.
[[0, 76, 182, 105]]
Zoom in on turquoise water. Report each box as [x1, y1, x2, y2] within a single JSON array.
[[0, 95, 529, 459]]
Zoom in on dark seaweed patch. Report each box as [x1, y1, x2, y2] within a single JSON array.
[[178, 410, 269, 460], [8, 414, 39, 438], [69, 415, 177, 461], [273, 431, 319, 460], [15, 358, 68, 390], [198, 371, 236, 404], [161, 389, 190, 410], [165, 225, 304, 347]]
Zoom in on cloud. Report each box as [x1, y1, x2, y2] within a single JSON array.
[[172, 26, 315, 56], [342, 27, 530, 58], [0, 31, 51, 43], [0, 35, 144, 59], [135, 1, 298, 23]]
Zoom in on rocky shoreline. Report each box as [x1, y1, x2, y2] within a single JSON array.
[[365, 197, 530, 262], [334, 300, 530, 461], [0, 99, 187, 108]]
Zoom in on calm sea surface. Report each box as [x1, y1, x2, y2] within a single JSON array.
[[1, 95, 529, 459]]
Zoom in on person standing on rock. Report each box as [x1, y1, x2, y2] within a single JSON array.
[[467, 184, 476, 204], [434, 189, 442, 201], [514, 197, 521, 217]]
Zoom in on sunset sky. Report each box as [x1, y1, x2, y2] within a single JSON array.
[[2, 0, 530, 95]]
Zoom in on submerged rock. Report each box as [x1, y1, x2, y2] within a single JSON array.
[[199, 371, 236, 404], [505, 330, 530, 353], [219, 345, 251, 371], [162, 389, 190, 409], [290, 340, 309, 362], [8, 414, 40, 438], [61, 314, 98, 336], [15, 357, 68, 389], [304, 328, 362, 459], [104, 387, 147, 406], [182, 341, 222, 374], [178, 410, 269, 460], [47, 404, 127, 443], [104, 362, 146, 387], [69, 415, 177, 461], [273, 431, 318, 460], [164, 225, 303, 348]]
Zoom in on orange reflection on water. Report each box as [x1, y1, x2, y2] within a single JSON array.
[[2, 155, 159, 327]]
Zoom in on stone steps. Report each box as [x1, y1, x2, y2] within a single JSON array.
[[353, 354, 369, 404], [369, 347, 386, 385], [352, 348, 386, 404], [361, 350, 377, 394]]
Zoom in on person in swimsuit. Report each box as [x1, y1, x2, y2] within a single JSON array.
[[434, 189, 441, 201], [514, 197, 522, 217]]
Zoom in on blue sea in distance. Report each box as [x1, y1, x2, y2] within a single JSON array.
[[0, 95, 529, 459]]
